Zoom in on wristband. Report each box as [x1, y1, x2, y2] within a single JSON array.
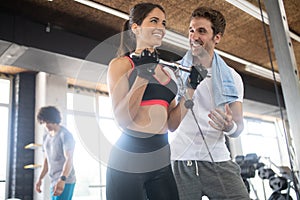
[[224, 121, 237, 136]]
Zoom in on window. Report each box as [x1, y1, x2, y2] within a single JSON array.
[[240, 117, 296, 200], [241, 118, 282, 164], [66, 91, 121, 200], [0, 78, 12, 199]]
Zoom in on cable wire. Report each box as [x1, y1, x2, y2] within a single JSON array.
[[185, 99, 214, 162], [183, 97, 229, 199]]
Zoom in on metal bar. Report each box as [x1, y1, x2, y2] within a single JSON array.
[[264, 0, 300, 198]]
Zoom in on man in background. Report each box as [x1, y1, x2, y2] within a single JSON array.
[[35, 106, 76, 200]]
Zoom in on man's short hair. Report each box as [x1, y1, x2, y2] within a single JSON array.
[[37, 106, 62, 124], [191, 6, 226, 36]]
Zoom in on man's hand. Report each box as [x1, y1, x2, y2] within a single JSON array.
[[35, 179, 42, 193], [187, 65, 207, 89], [53, 180, 65, 196], [208, 104, 234, 132]]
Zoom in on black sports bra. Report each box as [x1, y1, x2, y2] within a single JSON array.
[[126, 56, 178, 108]]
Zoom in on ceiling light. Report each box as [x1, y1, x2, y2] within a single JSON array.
[[74, 0, 129, 20], [226, 0, 269, 23], [213, 50, 281, 82], [245, 64, 281, 82], [74, 0, 190, 50], [225, 0, 300, 42], [164, 30, 189, 50]]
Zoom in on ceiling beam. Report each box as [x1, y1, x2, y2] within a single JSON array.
[[0, 43, 27, 65]]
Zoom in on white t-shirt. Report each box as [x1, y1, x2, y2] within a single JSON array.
[[170, 67, 244, 162]]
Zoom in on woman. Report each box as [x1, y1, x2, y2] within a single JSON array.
[[106, 3, 196, 200]]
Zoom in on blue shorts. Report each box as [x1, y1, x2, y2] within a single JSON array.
[[50, 183, 75, 200]]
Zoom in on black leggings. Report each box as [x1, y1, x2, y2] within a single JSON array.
[[106, 130, 179, 200]]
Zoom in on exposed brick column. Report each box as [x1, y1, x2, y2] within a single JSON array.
[[7, 72, 36, 200]]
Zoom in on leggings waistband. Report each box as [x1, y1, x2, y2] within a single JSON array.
[[116, 129, 169, 153]]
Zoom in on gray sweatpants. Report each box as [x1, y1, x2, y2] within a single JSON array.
[[172, 160, 250, 200]]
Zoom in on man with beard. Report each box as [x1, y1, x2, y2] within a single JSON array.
[[170, 6, 250, 200]]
